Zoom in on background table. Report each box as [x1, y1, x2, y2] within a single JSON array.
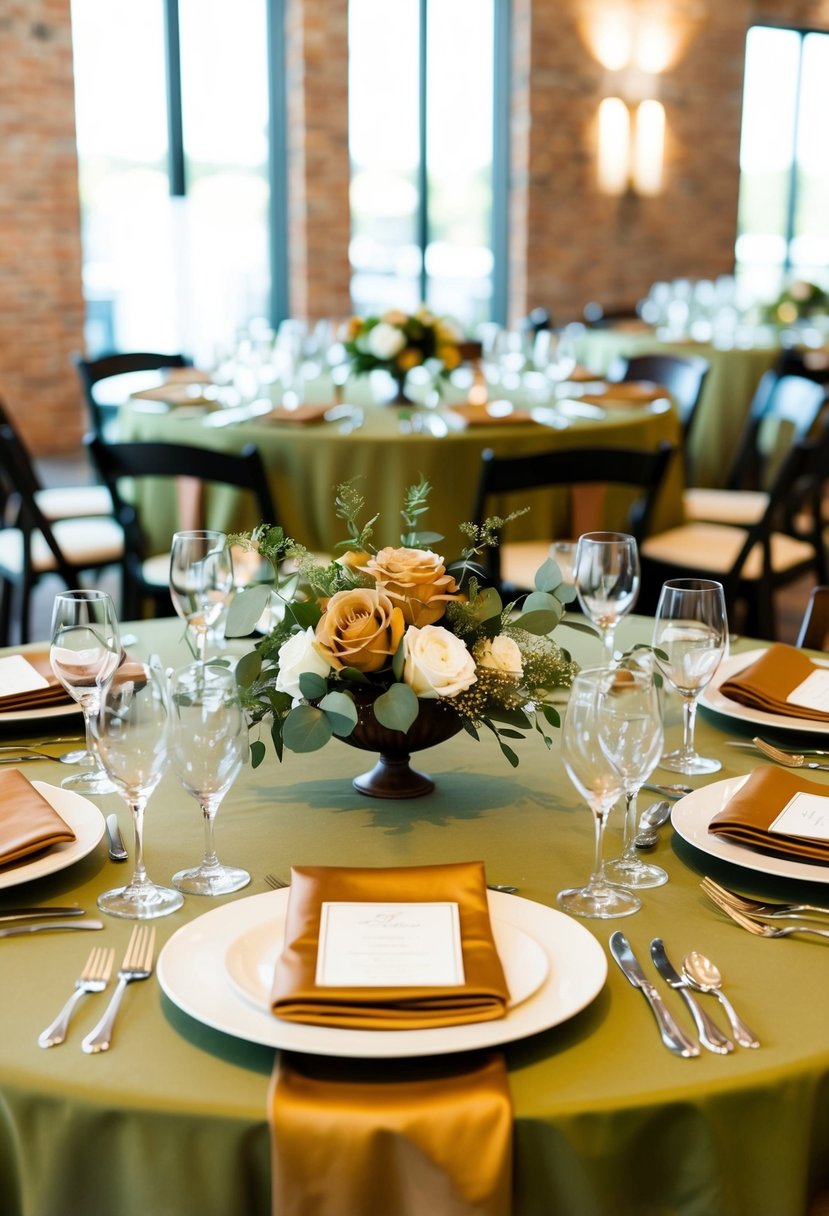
[[117, 393, 683, 559], [1, 617, 828, 1215]]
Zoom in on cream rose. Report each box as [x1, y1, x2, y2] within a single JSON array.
[[477, 635, 523, 678], [366, 321, 406, 361], [363, 546, 461, 627], [276, 627, 331, 699], [402, 625, 477, 699], [314, 588, 405, 674]]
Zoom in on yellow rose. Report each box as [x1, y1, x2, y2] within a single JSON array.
[[314, 588, 405, 673], [436, 343, 461, 370], [335, 549, 371, 573], [362, 547, 462, 627], [382, 309, 409, 328], [397, 348, 422, 371], [345, 315, 364, 340]]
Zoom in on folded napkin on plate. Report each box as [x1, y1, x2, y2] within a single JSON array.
[[0, 769, 76, 865], [719, 644, 829, 723], [130, 381, 218, 407], [271, 861, 510, 1029], [578, 380, 669, 408], [265, 402, 333, 425], [270, 1049, 512, 1216], [446, 402, 534, 426], [0, 652, 73, 712], [708, 767, 829, 863]]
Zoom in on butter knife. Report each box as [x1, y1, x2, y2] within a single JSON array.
[[0, 905, 85, 924], [609, 932, 699, 1058], [724, 741, 829, 757], [0, 920, 104, 939], [650, 939, 734, 1054]]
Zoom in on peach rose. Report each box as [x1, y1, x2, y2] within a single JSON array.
[[313, 588, 405, 674], [362, 547, 461, 627]]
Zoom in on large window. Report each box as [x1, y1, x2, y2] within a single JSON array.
[[348, 0, 503, 329], [736, 24, 829, 300]]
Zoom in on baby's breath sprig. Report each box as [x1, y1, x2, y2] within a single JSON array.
[[333, 481, 379, 554]]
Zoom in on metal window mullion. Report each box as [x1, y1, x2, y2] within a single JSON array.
[[418, 0, 429, 303], [267, 0, 289, 325], [491, 0, 510, 325], [783, 31, 806, 275], [163, 0, 186, 197]]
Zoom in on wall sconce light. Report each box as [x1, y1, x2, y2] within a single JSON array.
[[597, 97, 665, 196]]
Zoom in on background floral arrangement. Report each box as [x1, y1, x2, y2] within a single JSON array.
[[343, 307, 464, 384], [224, 480, 579, 767], [763, 279, 829, 325]]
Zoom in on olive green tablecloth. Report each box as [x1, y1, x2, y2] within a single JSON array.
[[1, 618, 828, 1216], [574, 325, 782, 488], [117, 393, 683, 558]]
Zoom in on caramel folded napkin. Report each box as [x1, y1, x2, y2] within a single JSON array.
[[578, 380, 669, 408], [271, 861, 510, 1030], [0, 652, 73, 712], [0, 769, 76, 866], [131, 382, 218, 407], [265, 402, 332, 424], [709, 767, 829, 863], [719, 644, 829, 723], [447, 402, 534, 426]]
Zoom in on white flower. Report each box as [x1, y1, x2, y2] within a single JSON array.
[[366, 321, 406, 361], [275, 627, 331, 699], [402, 625, 477, 699], [477, 635, 523, 677]]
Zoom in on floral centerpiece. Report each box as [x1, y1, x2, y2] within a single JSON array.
[[224, 481, 579, 796], [343, 307, 464, 404], [763, 279, 829, 326]]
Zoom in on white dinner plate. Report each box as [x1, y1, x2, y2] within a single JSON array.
[[224, 913, 550, 1015], [700, 648, 829, 736], [0, 701, 81, 726], [157, 889, 607, 1058], [0, 782, 105, 890], [671, 774, 829, 885]]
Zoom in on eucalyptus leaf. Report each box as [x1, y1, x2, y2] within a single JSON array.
[[339, 666, 371, 684], [557, 583, 578, 604], [282, 704, 333, 752], [299, 671, 328, 701], [539, 703, 561, 728], [521, 590, 561, 614], [235, 650, 263, 689], [250, 739, 267, 769], [408, 531, 444, 547], [516, 606, 562, 635], [533, 557, 563, 593], [288, 600, 322, 630], [373, 683, 419, 733], [560, 617, 601, 637], [497, 739, 520, 768], [319, 690, 358, 736], [225, 585, 273, 637]]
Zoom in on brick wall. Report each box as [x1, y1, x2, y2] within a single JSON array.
[[0, 0, 85, 453]]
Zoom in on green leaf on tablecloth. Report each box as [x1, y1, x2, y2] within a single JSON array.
[[250, 739, 267, 768], [283, 704, 333, 752], [299, 671, 327, 700], [319, 691, 358, 736], [225, 585, 272, 636], [373, 683, 419, 732], [235, 650, 263, 688]]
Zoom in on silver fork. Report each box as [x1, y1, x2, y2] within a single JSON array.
[[81, 925, 156, 1054], [701, 877, 829, 922], [752, 737, 829, 772], [704, 889, 829, 940], [264, 873, 288, 890], [38, 946, 116, 1048]]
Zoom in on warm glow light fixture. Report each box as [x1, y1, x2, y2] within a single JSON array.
[[597, 98, 665, 196]]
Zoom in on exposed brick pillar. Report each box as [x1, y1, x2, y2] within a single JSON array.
[[284, 0, 352, 321], [0, 0, 85, 453]]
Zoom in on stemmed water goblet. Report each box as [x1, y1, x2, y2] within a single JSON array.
[[574, 532, 640, 663], [652, 578, 728, 775], [49, 590, 121, 794], [92, 660, 183, 919], [557, 667, 641, 919], [169, 530, 234, 662], [169, 663, 250, 896], [600, 668, 668, 889]]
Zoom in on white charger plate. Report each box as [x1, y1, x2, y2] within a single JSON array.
[[700, 648, 829, 736], [671, 774, 829, 884], [0, 782, 105, 890], [157, 889, 607, 1059], [0, 702, 81, 726]]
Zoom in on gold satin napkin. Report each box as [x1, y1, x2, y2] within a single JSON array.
[[0, 652, 73, 712], [0, 769, 76, 866], [269, 1049, 513, 1216], [578, 380, 669, 408], [719, 644, 829, 723], [446, 402, 534, 426], [266, 402, 332, 424], [271, 861, 510, 1030], [709, 767, 829, 863]]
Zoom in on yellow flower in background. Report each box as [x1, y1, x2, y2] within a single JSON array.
[[436, 344, 461, 370], [397, 348, 423, 371], [382, 309, 408, 327]]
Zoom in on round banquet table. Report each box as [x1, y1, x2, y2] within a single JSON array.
[[1, 618, 828, 1216], [115, 387, 684, 559]]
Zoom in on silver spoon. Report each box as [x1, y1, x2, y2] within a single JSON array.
[[633, 800, 672, 849], [642, 781, 693, 800], [681, 951, 760, 1049]]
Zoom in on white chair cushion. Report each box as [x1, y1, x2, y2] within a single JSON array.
[[0, 518, 123, 576], [641, 523, 816, 581], [682, 488, 770, 527], [34, 485, 113, 521], [500, 542, 554, 591], [141, 552, 172, 589]]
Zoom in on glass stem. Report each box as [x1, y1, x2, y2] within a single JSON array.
[[602, 627, 617, 663], [681, 695, 699, 761], [621, 789, 638, 862], [80, 708, 96, 766], [586, 802, 609, 891], [129, 796, 149, 889], [200, 798, 220, 870]]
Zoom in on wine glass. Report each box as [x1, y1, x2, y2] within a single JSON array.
[[600, 669, 668, 889], [49, 590, 121, 794], [574, 532, 640, 662], [169, 663, 250, 896], [557, 667, 641, 919], [169, 530, 234, 661], [92, 661, 183, 919], [652, 578, 728, 775]]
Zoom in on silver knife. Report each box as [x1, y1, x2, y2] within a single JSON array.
[[0, 905, 85, 924], [105, 814, 128, 862], [650, 939, 734, 1055], [0, 920, 104, 939], [609, 932, 700, 1058]]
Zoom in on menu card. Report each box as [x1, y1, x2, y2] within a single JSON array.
[[315, 901, 464, 988]]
